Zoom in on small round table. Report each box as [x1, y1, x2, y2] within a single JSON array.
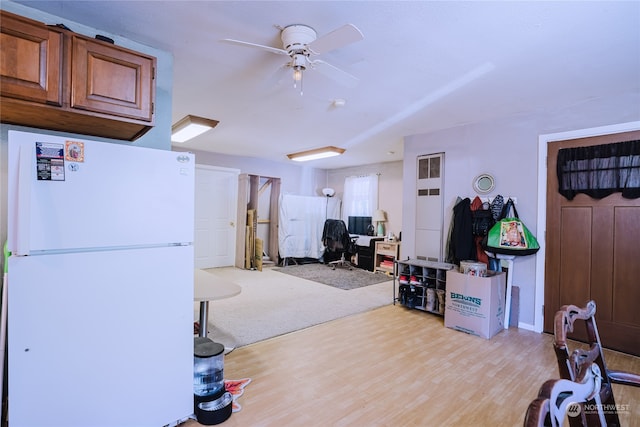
[[194, 269, 241, 346]]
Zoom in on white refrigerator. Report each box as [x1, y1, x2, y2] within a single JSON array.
[[6, 130, 195, 427]]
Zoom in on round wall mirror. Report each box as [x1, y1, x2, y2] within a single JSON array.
[[473, 173, 495, 194]]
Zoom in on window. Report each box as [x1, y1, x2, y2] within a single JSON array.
[[342, 175, 378, 225]]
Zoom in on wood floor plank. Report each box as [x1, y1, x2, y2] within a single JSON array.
[[183, 305, 640, 427]]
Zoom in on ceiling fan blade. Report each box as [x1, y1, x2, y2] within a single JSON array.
[[262, 62, 292, 90], [311, 59, 359, 88], [220, 38, 288, 56], [308, 24, 364, 55]]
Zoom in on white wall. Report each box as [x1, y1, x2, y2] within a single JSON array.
[[174, 149, 327, 196], [402, 91, 640, 329]]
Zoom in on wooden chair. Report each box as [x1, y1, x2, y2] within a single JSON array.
[[524, 300, 640, 426], [553, 300, 640, 426], [524, 362, 604, 427]]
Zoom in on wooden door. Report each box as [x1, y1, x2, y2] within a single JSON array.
[[545, 130, 640, 356]]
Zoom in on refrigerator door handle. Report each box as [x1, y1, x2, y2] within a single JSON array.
[[15, 144, 32, 256]]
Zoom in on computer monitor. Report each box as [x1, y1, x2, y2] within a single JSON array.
[[348, 216, 372, 235]]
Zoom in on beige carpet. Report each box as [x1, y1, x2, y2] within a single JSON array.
[[194, 266, 393, 349]]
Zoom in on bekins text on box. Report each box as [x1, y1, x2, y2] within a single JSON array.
[[444, 270, 506, 339]]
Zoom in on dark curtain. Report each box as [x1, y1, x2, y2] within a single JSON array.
[[557, 140, 640, 200]]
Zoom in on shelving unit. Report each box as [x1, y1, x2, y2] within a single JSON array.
[[374, 241, 400, 274], [394, 258, 455, 315]]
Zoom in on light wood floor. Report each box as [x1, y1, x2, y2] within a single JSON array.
[[183, 304, 640, 427]]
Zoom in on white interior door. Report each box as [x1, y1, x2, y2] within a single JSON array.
[[195, 165, 240, 268]]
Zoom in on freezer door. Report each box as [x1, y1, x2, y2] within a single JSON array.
[[8, 246, 194, 427], [8, 131, 195, 254]]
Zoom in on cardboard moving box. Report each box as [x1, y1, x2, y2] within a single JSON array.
[[445, 270, 506, 339]]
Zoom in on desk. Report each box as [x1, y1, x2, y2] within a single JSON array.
[[351, 235, 383, 271], [194, 269, 241, 339]]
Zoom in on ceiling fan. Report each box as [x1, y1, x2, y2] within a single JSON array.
[[222, 24, 364, 94]]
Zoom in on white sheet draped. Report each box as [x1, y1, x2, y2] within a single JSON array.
[[278, 194, 341, 259]]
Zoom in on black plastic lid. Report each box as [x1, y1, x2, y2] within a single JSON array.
[[194, 337, 224, 358]]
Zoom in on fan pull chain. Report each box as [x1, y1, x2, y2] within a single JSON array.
[[294, 72, 304, 96]]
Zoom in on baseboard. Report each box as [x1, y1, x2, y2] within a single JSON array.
[[517, 322, 536, 331]]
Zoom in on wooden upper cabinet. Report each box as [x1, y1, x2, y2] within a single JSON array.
[[71, 34, 155, 122], [0, 12, 63, 105], [0, 10, 156, 141]]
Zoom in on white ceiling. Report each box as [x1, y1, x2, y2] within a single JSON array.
[[11, 1, 640, 169]]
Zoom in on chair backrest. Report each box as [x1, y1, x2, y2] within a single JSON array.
[[322, 219, 350, 252], [525, 301, 639, 426], [553, 300, 618, 426], [524, 363, 605, 427]]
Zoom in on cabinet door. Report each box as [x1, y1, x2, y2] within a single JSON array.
[[0, 12, 62, 105], [71, 35, 155, 122]]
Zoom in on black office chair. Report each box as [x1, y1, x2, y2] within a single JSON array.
[[322, 219, 358, 270]]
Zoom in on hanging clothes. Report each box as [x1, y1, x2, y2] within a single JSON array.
[[446, 197, 475, 265], [470, 196, 489, 266]]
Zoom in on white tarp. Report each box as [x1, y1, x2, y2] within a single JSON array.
[[278, 194, 341, 259]]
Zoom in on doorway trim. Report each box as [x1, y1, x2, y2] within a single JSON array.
[[535, 120, 640, 333]]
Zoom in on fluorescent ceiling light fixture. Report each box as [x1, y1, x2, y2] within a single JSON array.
[[287, 146, 346, 162], [171, 115, 219, 143]]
